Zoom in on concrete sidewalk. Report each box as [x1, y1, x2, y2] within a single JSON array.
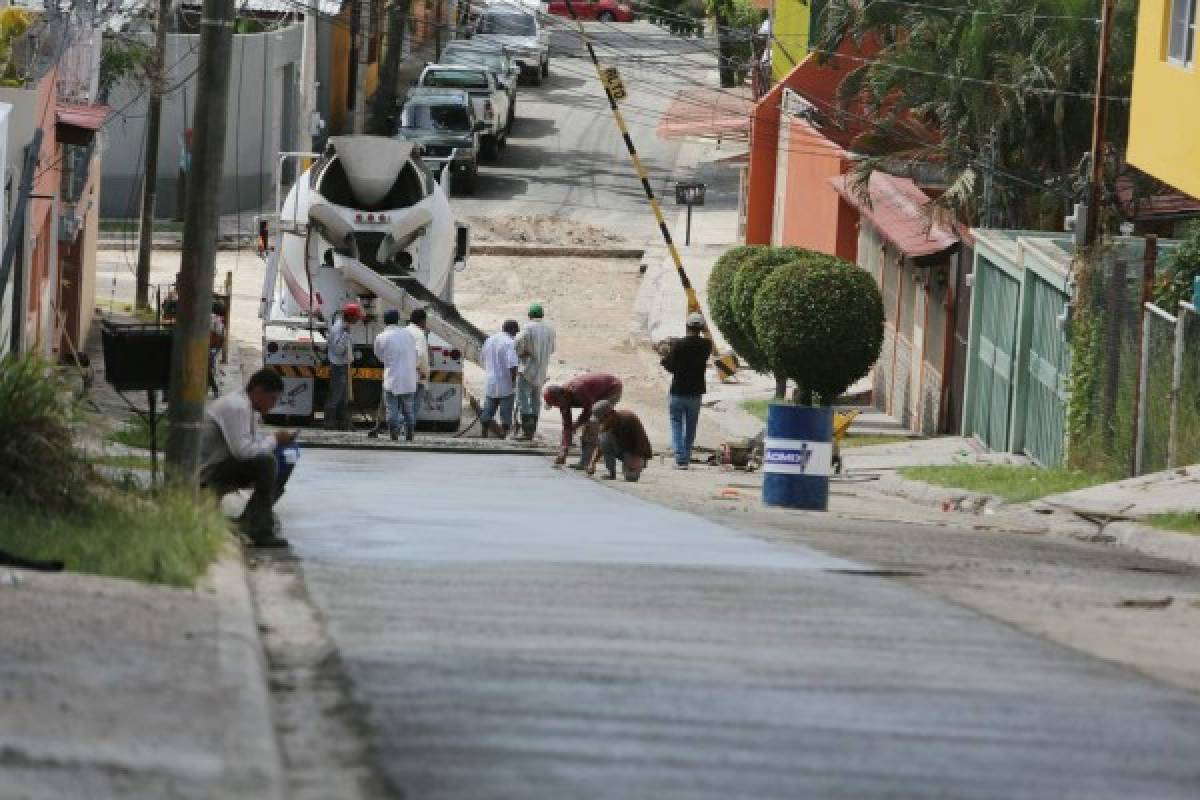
[[0, 554, 284, 800]]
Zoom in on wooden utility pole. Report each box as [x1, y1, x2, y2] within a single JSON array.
[[1082, 0, 1116, 248], [353, 0, 372, 133], [165, 0, 236, 477], [135, 0, 171, 310]]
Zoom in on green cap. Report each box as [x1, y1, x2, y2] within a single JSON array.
[[528, 303, 544, 318]]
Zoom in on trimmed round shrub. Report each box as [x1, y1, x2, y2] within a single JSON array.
[[707, 244, 765, 360], [726, 247, 807, 372], [752, 258, 884, 403]]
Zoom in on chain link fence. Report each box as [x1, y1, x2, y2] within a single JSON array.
[[1168, 303, 1200, 469]]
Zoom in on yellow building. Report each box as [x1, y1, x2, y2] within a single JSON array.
[[770, 0, 813, 82], [1128, 0, 1200, 197]]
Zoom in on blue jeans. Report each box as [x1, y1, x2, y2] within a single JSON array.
[[669, 393, 702, 466], [516, 377, 540, 421], [324, 364, 350, 429], [385, 391, 416, 435], [480, 393, 515, 429]]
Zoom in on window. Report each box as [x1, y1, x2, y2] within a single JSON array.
[[400, 103, 471, 132], [478, 12, 536, 35], [1168, 0, 1196, 65], [423, 70, 489, 89]]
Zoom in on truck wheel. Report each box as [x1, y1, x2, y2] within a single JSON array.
[[531, 68, 543, 87], [481, 135, 499, 161], [542, 59, 549, 77], [506, 104, 515, 133], [435, 418, 462, 433], [457, 167, 477, 195]]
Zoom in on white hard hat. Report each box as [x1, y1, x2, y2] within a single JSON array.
[[686, 312, 705, 329]]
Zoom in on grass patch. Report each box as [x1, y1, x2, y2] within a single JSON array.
[[1144, 512, 1200, 536], [92, 453, 154, 471], [898, 465, 1107, 504], [109, 414, 168, 450], [0, 483, 230, 587], [741, 397, 772, 422], [112, 302, 160, 323]]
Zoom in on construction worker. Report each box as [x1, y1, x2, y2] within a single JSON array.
[[373, 309, 419, 441], [199, 368, 297, 548], [407, 308, 431, 422], [324, 302, 363, 430], [479, 319, 520, 438], [585, 399, 653, 482], [542, 372, 623, 467], [513, 302, 556, 439], [661, 311, 713, 469]]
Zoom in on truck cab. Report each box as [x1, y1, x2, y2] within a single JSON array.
[[397, 88, 482, 195], [415, 65, 510, 160], [473, 5, 550, 85]]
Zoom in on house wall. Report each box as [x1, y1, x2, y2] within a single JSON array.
[[0, 103, 11, 355], [771, 116, 856, 260], [770, 0, 811, 82], [101, 24, 304, 218], [1128, 0, 1200, 198]]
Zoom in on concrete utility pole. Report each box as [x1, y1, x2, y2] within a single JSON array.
[[353, 0, 372, 133], [300, 2, 319, 151], [135, 0, 171, 310], [165, 0, 235, 477], [372, 0, 407, 135], [1082, 0, 1115, 248]]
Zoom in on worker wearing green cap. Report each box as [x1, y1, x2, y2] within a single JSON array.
[[513, 302, 557, 439]]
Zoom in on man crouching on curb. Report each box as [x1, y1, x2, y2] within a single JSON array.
[[585, 399, 653, 482], [199, 368, 298, 548]]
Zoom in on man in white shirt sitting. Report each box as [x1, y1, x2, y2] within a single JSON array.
[[479, 319, 520, 438], [199, 368, 297, 548], [374, 309, 419, 441]]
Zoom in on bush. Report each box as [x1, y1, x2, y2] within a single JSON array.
[[0, 354, 90, 509], [707, 245, 766, 367], [752, 258, 884, 404], [1156, 221, 1200, 310], [727, 247, 807, 372]]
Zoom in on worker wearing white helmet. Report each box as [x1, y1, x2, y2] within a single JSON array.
[[660, 311, 712, 469]]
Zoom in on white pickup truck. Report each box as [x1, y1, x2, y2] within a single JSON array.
[[415, 64, 511, 160]]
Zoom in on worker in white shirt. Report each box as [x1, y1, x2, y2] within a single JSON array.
[[513, 302, 556, 439], [373, 309, 419, 441], [199, 368, 297, 548], [406, 308, 431, 423], [479, 319, 520, 438], [324, 302, 363, 430]]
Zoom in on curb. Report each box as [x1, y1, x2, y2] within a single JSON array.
[[98, 237, 251, 252], [207, 550, 287, 799], [873, 473, 1008, 515], [472, 243, 645, 258], [1105, 521, 1200, 568]]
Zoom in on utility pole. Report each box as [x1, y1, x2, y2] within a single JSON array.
[[981, 127, 996, 228], [1082, 0, 1116, 248], [353, 0, 372, 133], [135, 0, 171, 310], [165, 0, 235, 478], [300, 2, 319, 151]]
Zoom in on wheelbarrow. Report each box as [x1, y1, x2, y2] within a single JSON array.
[[832, 409, 860, 475]]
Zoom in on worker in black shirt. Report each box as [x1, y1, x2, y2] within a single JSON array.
[[660, 312, 713, 469]]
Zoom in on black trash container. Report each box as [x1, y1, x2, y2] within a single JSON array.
[[100, 321, 173, 392]]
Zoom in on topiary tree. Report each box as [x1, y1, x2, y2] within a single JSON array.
[[727, 247, 807, 393], [707, 244, 765, 359], [752, 257, 884, 405]]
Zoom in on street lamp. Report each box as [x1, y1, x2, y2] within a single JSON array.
[[675, 181, 706, 246]]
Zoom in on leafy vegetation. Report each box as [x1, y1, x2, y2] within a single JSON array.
[[1143, 513, 1200, 536], [0, 485, 229, 587], [1156, 221, 1200, 311], [0, 8, 34, 88], [708, 244, 767, 367], [815, 0, 1138, 229], [752, 257, 884, 404], [899, 465, 1106, 503], [110, 413, 168, 450], [99, 38, 152, 96]]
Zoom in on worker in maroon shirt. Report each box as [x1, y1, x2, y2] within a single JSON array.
[[542, 372, 623, 467]]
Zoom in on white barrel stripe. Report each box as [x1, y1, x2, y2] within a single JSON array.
[[763, 439, 833, 477]]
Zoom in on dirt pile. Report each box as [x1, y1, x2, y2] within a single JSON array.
[[467, 214, 628, 247]]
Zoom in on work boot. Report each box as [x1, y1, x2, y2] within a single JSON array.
[[571, 442, 595, 470], [389, 427, 399, 442], [519, 415, 537, 440]]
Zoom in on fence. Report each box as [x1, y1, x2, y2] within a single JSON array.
[[1136, 302, 1200, 475]]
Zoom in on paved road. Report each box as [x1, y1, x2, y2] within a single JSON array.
[[281, 450, 1200, 799], [450, 21, 724, 241]]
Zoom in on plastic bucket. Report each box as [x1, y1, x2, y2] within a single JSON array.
[[761, 404, 833, 511]]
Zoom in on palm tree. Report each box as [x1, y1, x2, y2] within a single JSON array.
[[811, 0, 1136, 230]]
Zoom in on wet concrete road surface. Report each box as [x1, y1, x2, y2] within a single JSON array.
[[280, 450, 1200, 799]]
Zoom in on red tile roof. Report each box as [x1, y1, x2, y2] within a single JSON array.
[[831, 172, 958, 258], [56, 103, 110, 132]]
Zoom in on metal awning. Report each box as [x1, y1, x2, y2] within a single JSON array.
[[56, 103, 110, 146], [831, 172, 958, 258], [656, 87, 754, 141]]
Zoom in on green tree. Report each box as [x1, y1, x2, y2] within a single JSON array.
[[815, 0, 1138, 229], [707, 244, 766, 366], [752, 258, 884, 405], [1157, 222, 1200, 311]]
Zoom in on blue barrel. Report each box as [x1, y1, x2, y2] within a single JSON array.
[[762, 404, 834, 511]]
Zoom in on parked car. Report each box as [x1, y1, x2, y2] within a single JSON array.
[[547, 0, 633, 22], [396, 88, 482, 194], [439, 41, 520, 129], [473, 5, 550, 85], [415, 64, 511, 159]]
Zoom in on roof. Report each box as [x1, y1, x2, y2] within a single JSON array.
[[656, 86, 755, 141], [1116, 174, 1200, 221], [831, 172, 958, 258]]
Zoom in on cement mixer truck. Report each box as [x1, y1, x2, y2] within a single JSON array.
[[257, 135, 485, 430]]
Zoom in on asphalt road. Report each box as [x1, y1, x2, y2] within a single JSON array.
[[281, 450, 1200, 799], [449, 21, 718, 240]]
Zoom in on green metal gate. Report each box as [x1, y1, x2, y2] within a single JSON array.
[[1019, 273, 1071, 466], [967, 259, 1021, 451]]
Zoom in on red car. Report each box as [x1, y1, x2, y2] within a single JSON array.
[[547, 0, 635, 22]]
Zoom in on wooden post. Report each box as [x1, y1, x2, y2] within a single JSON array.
[[1130, 235, 1157, 475]]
